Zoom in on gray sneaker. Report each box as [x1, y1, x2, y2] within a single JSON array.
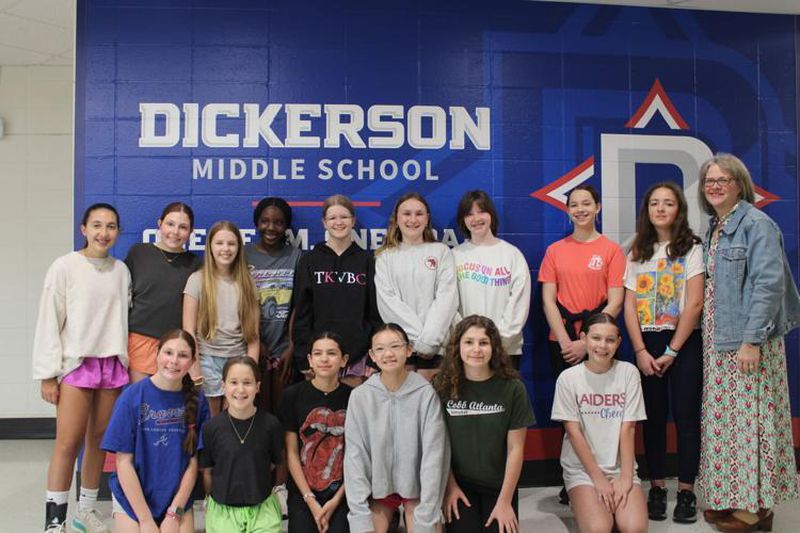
[[71, 508, 109, 533]]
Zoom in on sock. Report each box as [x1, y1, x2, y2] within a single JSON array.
[[46, 490, 69, 506], [79, 487, 99, 513]]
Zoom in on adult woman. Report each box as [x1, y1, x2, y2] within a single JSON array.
[[246, 197, 302, 409], [292, 194, 381, 387], [375, 192, 458, 380], [696, 153, 800, 532], [33, 203, 131, 533], [623, 182, 704, 523], [452, 191, 531, 370], [538, 184, 625, 504], [125, 202, 201, 383]]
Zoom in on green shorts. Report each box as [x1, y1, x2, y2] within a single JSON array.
[[206, 494, 282, 533]]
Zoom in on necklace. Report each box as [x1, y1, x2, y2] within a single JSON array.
[[153, 243, 180, 264], [227, 410, 256, 444]]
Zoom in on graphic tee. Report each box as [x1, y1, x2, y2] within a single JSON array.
[[551, 360, 646, 490], [624, 243, 704, 331], [538, 235, 625, 340], [278, 380, 352, 493], [245, 243, 302, 357], [199, 409, 284, 506], [102, 378, 210, 521], [442, 376, 534, 490]]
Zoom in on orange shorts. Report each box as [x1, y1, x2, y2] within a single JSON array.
[[127, 332, 159, 375]]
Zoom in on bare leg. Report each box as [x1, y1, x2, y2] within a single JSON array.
[[614, 484, 648, 533], [369, 501, 394, 533], [208, 396, 223, 417], [401, 500, 441, 533], [340, 375, 364, 388], [47, 384, 93, 491], [113, 510, 141, 533], [569, 485, 614, 533], [269, 369, 285, 412], [415, 368, 440, 382], [128, 370, 150, 384], [179, 509, 195, 533], [80, 387, 121, 489]]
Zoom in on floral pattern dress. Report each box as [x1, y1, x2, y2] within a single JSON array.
[[697, 212, 799, 512]]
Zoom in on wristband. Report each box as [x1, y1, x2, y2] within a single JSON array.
[[303, 492, 316, 502], [166, 505, 184, 521], [663, 345, 678, 358], [634, 347, 647, 354]]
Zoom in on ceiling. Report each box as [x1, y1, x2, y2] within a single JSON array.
[[0, 0, 797, 66]]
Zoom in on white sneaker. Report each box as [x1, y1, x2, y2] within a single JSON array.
[[44, 522, 66, 533], [71, 508, 109, 533], [273, 483, 288, 518]]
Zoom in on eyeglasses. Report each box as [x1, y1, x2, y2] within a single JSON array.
[[370, 342, 407, 356], [703, 176, 736, 188]]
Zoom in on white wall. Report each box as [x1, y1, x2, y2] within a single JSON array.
[[0, 65, 73, 417]]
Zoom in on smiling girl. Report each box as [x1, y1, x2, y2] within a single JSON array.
[[200, 356, 284, 533], [34, 203, 130, 533], [623, 182, 704, 523], [246, 197, 302, 409], [126, 202, 201, 383], [452, 191, 531, 369], [551, 313, 648, 533], [375, 193, 458, 380], [293, 195, 381, 386], [102, 329, 209, 533], [279, 332, 352, 532], [183, 221, 260, 416]]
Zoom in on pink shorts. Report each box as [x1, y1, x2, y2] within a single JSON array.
[[62, 356, 129, 389]]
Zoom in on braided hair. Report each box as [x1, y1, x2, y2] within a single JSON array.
[[157, 329, 200, 455]]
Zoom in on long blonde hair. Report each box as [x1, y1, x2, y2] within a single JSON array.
[[376, 192, 435, 255], [198, 221, 258, 343]]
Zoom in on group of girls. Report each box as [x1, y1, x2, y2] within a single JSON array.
[[33, 189, 534, 533]]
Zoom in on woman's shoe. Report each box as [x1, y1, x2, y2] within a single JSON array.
[[703, 508, 733, 523], [715, 509, 774, 532], [672, 490, 697, 523], [647, 486, 667, 521]]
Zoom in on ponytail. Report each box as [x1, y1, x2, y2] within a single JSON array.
[[181, 373, 199, 455]]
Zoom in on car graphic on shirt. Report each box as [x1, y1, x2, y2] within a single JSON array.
[[260, 284, 292, 319]]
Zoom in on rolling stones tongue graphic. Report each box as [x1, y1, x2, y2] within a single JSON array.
[[300, 407, 346, 491]]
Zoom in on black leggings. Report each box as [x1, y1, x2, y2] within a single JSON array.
[[640, 329, 702, 484], [287, 483, 349, 533], [445, 480, 519, 532]]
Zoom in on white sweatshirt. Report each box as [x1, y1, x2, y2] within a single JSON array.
[[374, 242, 458, 355], [452, 239, 531, 354], [32, 251, 130, 380]]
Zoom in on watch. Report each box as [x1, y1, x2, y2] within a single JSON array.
[[167, 505, 185, 519], [663, 345, 678, 358]]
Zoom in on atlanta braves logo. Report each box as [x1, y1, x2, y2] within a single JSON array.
[[425, 256, 438, 270]]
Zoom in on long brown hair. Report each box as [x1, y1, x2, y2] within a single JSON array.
[[629, 182, 700, 262], [157, 329, 200, 455], [434, 315, 519, 400], [376, 192, 436, 254], [198, 221, 259, 343]]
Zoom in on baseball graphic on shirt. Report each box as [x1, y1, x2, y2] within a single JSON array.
[[425, 256, 438, 270], [300, 407, 346, 491]]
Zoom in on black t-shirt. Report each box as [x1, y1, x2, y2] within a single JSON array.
[[199, 409, 283, 506], [278, 380, 352, 492], [125, 243, 201, 338]]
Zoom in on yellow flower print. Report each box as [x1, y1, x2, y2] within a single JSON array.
[[637, 299, 653, 325], [671, 261, 684, 275], [637, 274, 654, 294], [658, 282, 675, 299], [656, 259, 667, 271], [660, 273, 674, 287]]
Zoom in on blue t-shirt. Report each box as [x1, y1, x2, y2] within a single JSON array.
[[101, 378, 210, 522]]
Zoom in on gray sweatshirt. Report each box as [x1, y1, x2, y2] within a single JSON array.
[[344, 372, 450, 533]]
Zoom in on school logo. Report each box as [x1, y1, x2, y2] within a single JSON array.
[[425, 256, 438, 270], [530, 79, 779, 244], [587, 255, 604, 271]]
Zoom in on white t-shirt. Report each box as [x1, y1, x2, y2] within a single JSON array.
[[184, 271, 248, 357], [551, 360, 646, 490], [624, 242, 704, 332]]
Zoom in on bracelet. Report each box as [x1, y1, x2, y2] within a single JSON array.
[[165, 510, 181, 521], [634, 347, 647, 354], [663, 345, 678, 358], [303, 492, 317, 502]]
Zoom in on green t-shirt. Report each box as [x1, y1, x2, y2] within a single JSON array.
[[442, 376, 535, 490]]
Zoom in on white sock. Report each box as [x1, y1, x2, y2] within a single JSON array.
[[46, 490, 69, 506], [79, 487, 99, 513]]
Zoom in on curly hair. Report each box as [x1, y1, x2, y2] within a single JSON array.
[[433, 315, 519, 400], [629, 181, 700, 262]]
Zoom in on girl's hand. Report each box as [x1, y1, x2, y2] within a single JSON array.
[[443, 481, 471, 522], [652, 355, 674, 377], [593, 477, 616, 514], [737, 343, 760, 374], [561, 339, 586, 365], [307, 497, 325, 531], [159, 515, 180, 533], [139, 518, 160, 533], [610, 476, 633, 510], [40, 378, 59, 405], [635, 350, 661, 376], [318, 498, 339, 532], [485, 499, 519, 533]]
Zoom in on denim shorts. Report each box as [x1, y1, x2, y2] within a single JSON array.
[[199, 354, 229, 397]]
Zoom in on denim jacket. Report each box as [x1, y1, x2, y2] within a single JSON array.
[[705, 201, 800, 350]]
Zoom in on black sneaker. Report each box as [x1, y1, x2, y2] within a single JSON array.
[[647, 486, 667, 521], [44, 501, 67, 532], [673, 489, 697, 523], [558, 486, 569, 505]]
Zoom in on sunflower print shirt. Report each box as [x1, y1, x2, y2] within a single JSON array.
[[624, 242, 704, 331]]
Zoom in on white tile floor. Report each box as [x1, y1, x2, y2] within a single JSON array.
[[4, 440, 799, 532]]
